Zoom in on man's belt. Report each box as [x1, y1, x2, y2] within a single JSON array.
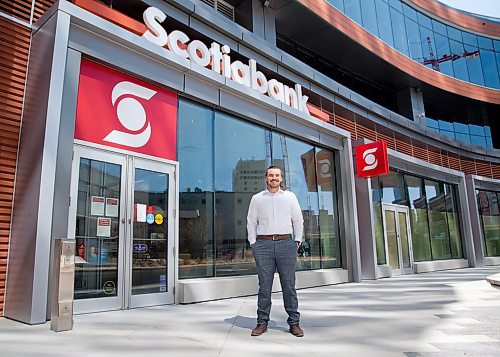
[[256, 234, 292, 241]]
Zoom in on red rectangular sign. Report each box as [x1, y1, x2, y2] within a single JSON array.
[[75, 60, 177, 160], [355, 141, 389, 178]]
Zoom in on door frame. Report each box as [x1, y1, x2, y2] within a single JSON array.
[[381, 203, 414, 275], [68, 141, 179, 313]]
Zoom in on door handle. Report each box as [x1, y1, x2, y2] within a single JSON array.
[[121, 218, 125, 224]]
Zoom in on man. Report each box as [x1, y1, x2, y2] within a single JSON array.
[[247, 165, 304, 337]]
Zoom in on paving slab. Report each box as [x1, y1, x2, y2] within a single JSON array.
[[1, 266, 500, 356]]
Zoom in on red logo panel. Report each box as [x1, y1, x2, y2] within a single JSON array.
[[355, 141, 389, 178], [75, 60, 177, 160]]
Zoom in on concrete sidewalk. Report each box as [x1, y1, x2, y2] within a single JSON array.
[[1, 266, 499, 357]]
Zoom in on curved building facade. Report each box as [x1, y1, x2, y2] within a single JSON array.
[[0, 0, 498, 324]]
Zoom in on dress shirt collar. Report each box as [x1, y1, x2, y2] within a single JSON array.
[[264, 187, 285, 195]]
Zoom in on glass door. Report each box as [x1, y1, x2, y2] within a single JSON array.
[[68, 145, 176, 313], [382, 204, 413, 275], [127, 157, 175, 308]]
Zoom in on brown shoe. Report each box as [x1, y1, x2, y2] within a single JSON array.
[[289, 324, 304, 337], [251, 324, 268, 336]]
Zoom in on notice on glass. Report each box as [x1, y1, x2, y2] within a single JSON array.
[[91, 196, 105, 216], [106, 198, 119, 217], [97, 217, 111, 237], [135, 203, 147, 222]]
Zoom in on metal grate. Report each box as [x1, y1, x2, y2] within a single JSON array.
[[200, 0, 235, 21]]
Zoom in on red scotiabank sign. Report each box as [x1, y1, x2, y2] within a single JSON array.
[[75, 60, 177, 160], [355, 141, 389, 178]]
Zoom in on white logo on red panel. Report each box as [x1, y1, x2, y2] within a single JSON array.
[[362, 147, 378, 171], [103, 81, 157, 148]]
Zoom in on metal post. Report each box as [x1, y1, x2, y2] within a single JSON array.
[[50, 238, 75, 332]]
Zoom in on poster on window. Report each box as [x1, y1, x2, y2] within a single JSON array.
[[97, 217, 111, 237], [91, 196, 105, 216], [106, 198, 119, 217], [135, 203, 147, 222]]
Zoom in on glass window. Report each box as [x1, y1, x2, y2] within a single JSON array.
[[438, 120, 454, 131], [420, 26, 436, 70], [485, 126, 492, 137], [361, 0, 379, 36], [486, 137, 493, 148], [371, 176, 387, 265], [481, 50, 500, 89], [344, 0, 362, 25], [440, 130, 455, 139], [464, 44, 485, 86], [402, 3, 417, 20], [417, 11, 432, 29], [376, 0, 394, 47], [495, 40, 500, 51], [455, 133, 471, 144], [462, 32, 478, 47], [388, 0, 402, 11], [425, 180, 451, 260], [406, 18, 423, 61], [214, 112, 267, 277], [432, 19, 447, 36], [469, 124, 485, 136], [178, 100, 215, 279], [316, 148, 341, 268], [391, 7, 409, 56], [426, 118, 438, 129], [404, 174, 431, 261], [272, 133, 321, 271], [379, 171, 407, 205], [453, 122, 469, 134], [470, 135, 486, 147], [447, 26, 462, 42], [477, 190, 500, 257], [450, 40, 469, 81], [434, 32, 453, 76], [445, 184, 463, 259], [478, 36, 494, 50]]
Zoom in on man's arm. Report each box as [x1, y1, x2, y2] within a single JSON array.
[[247, 195, 258, 246], [290, 193, 304, 243]]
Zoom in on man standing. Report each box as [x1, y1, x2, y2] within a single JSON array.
[[247, 166, 304, 337]]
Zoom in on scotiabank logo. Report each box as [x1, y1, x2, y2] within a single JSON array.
[[355, 141, 389, 178], [75, 60, 177, 160]]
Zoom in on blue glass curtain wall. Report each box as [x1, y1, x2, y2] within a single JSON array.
[[326, 0, 500, 90]]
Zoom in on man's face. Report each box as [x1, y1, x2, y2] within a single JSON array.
[[266, 168, 283, 190]]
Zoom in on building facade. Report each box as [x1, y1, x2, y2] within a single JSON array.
[[0, 0, 498, 324]]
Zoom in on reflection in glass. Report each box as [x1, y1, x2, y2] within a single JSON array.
[[379, 171, 406, 205], [399, 212, 411, 268], [316, 148, 341, 268], [404, 174, 431, 261], [178, 100, 214, 278], [132, 169, 168, 295], [385, 210, 399, 269], [445, 184, 463, 258], [215, 112, 267, 276], [273, 133, 320, 271], [74, 159, 121, 299], [177, 101, 342, 277], [371, 176, 387, 265], [477, 190, 500, 257], [425, 179, 451, 260]]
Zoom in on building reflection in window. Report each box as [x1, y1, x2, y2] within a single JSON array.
[[178, 99, 342, 278], [477, 190, 500, 257]]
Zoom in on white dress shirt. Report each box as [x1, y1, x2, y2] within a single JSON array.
[[247, 188, 304, 246]]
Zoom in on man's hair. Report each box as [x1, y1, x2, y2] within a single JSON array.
[[265, 165, 283, 177]]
